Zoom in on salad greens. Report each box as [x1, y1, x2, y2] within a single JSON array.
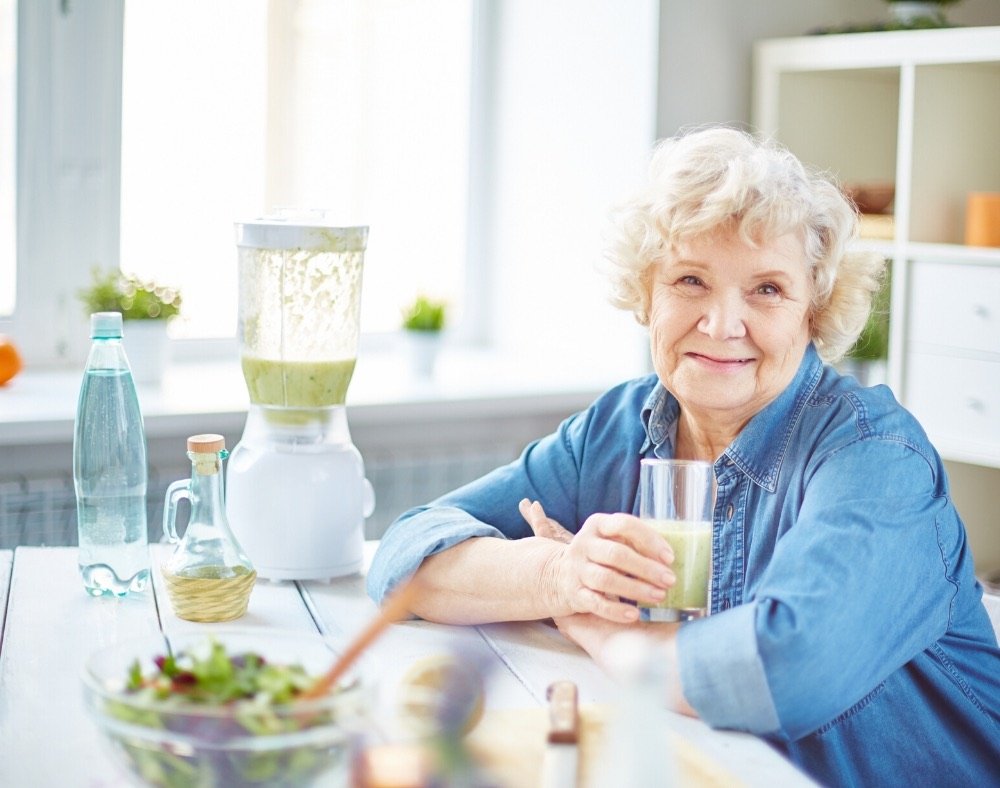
[[125, 640, 314, 706], [96, 639, 356, 788]]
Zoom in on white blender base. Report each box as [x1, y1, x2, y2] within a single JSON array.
[[226, 428, 374, 582]]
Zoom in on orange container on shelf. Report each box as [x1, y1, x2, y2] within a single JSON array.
[[965, 192, 1000, 248]]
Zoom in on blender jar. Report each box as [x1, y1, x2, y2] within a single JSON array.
[[236, 217, 368, 408]]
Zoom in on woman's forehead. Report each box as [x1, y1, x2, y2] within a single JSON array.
[[669, 228, 808, 269]]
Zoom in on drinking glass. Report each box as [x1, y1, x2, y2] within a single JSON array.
[[638, 459, 715, 622]]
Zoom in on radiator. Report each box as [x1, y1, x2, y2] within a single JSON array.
[[0, 447, 516, 549]]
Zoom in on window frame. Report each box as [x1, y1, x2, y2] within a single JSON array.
[[6, 0, 659, 387]]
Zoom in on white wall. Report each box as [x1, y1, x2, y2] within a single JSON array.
[[656, 0, 1000, 135], [485, 0, 658, 384]]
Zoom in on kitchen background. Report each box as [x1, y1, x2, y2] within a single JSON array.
[[1, 1, 998, 583]]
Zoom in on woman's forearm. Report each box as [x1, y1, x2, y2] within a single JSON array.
[[409, 536, 569, 624]]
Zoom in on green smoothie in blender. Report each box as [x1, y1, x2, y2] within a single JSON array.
[[241, 356, 356, 407]]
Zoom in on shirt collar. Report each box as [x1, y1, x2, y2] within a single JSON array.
[[640, 344, 825, 491]]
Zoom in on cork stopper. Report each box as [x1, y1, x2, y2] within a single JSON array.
[[187, 434, 226, 454]]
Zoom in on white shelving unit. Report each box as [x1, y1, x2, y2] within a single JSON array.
[[754, 26, 1000, 470]]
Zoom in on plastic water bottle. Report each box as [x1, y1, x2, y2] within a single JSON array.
[[73, 312, 150, 597]]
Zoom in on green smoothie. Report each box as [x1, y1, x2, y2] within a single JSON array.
[[645, 519, 712, 612], [241, 356, 356, 407]]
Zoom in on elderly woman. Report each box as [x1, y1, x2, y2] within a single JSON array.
[[367, 127, 999, 785]]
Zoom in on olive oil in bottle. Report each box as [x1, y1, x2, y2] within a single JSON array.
[[162, 435, 256, 622]]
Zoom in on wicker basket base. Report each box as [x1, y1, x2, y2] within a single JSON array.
[[162, 567, 257, 623]]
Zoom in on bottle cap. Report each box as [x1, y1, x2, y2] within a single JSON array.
[[90, 312, 123, 339], [187, 434, 226, 454]]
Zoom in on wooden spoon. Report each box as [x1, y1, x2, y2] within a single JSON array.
[[301, 578, 419, 700]]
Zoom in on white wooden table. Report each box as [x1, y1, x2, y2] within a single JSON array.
[[0, 545, 813, 787]]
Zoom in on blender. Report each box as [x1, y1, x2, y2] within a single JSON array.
[[226, 215, 375, 580]]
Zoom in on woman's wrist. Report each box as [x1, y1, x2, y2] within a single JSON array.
[[535, 537, 574, 618]]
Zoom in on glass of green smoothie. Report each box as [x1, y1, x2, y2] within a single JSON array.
[[638, 458, 716, 622]]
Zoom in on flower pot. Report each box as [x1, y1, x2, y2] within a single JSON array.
[[839, 358, 887, 388], [888, 2, 946, 24], [404, 331, 441, 379], [123, 320, 169, 385]]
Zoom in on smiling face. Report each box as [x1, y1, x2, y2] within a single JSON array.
[[648, 228, 814, 433]]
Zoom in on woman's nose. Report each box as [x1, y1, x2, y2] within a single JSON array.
[[697, 292, 748, 340]]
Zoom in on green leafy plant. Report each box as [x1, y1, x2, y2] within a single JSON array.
[[401, 295, 446, 332], [849, 266, 891, 362], [78, 267, 182, 321]]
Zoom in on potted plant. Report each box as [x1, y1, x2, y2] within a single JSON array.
[[401, 295, 447, 378], [843, 268, 891, 387], [78, 267, 182, 385], [884, 0, 962, 27]]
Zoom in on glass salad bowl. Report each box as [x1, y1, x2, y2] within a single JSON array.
[[82, 629, 370, 787]]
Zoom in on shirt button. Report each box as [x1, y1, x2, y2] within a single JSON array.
[[725, 503, 734, 521]]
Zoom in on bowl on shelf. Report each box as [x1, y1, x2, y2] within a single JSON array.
[[82, 629, 370, 788], [843, 182, 896, 215]]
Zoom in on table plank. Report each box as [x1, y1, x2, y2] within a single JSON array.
[[0, 546, 160, 787], [149, 543, 319, 636], [0, 550, 11, 650], [301, 570, 538, 741], [477, 620, 618, 705]]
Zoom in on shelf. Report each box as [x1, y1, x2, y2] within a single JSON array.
[[754, 26, 1000, 472], [904, 243, 1000, 265]]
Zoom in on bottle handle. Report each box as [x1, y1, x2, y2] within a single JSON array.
[[163, 479, 192, 543], [362, 478, 376, 519]]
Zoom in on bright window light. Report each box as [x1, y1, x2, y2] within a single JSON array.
[[0, 0, 15, 316], [120, 0, 472, 339]]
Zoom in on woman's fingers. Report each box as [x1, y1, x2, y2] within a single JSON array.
[[574, 586, 643, 623], [575, 513, 674, 592], [596, 512, 674, 563], [519, 498, 573, 544], [579, 560, 670, 606]]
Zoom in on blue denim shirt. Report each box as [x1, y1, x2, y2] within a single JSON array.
[[368, 344, 1000, 786]]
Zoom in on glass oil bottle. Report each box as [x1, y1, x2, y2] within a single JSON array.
[[162, 434, 256, 622]]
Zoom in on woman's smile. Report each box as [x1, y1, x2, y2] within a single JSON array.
[[685, 351, 757, 370], [648, 228, 812, 431]]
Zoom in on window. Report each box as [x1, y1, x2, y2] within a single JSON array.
[[120, 0, 472, 339], [7, 0, 658, 383], [0, 0, 14, 316]]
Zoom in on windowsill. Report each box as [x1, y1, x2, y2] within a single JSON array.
[[0, 346, 638, 446]]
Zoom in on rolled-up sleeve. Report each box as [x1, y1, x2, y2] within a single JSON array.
[[678, 601, 781, 734], [366, 506, 506, 603], [679, 440, 957, 741]]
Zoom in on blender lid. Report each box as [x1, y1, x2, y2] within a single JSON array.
[[236, 212, 368, 252]]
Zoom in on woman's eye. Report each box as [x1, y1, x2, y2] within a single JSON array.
[[679, 275, 704, 287], [756, 283, 780, 296]]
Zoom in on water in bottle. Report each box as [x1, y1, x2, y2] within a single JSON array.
[[73, 312, 150, 596]]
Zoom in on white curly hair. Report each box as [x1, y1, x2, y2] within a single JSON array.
[[604, 126, 886, 363]]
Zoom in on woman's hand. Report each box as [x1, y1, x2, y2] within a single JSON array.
[[519, 498, 675, 623], [554, 611, 696, 717], [552, 611, 640, 656]]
